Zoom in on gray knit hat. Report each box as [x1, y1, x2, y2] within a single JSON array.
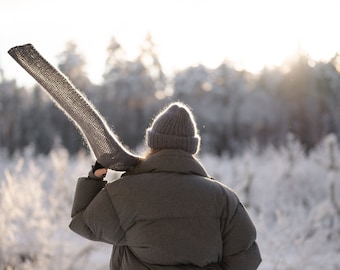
[[146, 102, 200, 154]]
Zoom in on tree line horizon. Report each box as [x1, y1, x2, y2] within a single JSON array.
[[1, 35, 340, 157]]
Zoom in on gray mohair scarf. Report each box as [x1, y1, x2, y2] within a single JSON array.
[[8, 44, 140, 171]]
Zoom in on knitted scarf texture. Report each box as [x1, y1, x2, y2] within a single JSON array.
[[8, 44, 140, 171]]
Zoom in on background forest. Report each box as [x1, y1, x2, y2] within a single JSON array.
[[1, 34, 340, 157]]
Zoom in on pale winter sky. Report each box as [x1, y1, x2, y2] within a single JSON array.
[[1, 0, 340, 86]]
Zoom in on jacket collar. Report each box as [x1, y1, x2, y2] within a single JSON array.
[[125, 149, 209, 177]]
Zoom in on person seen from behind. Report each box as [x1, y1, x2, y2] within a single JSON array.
[[69, 101, 262, 269]]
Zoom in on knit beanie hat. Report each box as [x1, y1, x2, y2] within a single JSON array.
[[146, 102, 201, 154]]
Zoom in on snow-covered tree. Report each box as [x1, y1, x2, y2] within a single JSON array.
[[101, 35, 164, 149], [137, 32, 167, 95], [277, 54, 324, 151], [314, 54, 340, 138], [57, 41, 92, 92], [0, 79, 28, 155]]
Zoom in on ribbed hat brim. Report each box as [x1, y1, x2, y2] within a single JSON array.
[[147, 129, 200, 154]]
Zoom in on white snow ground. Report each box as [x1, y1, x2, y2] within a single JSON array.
[[1, 134, 340, 269]]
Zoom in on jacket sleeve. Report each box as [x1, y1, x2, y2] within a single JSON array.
[[221, 200, 262, 270], [69, 177, 125, 244]]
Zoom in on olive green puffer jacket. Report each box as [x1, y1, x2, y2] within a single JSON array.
[[70, 149, 261, 269]]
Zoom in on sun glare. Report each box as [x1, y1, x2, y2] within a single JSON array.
[[137, 0, 340, 76], [1, 0, 339, 85]]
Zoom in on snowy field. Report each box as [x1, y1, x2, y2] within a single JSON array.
[[1, 134, 340, 269]]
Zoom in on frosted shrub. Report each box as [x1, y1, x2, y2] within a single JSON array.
[[202, 135, 340, 269], [0, 148, 111, 270], [1, 136, 340, 270], [0, 156, 54, 269]]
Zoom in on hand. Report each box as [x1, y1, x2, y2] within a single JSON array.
[[92, 161, 108, 178], [94, 168, 108, 178]]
